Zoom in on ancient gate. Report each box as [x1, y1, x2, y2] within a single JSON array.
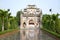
[[20, 5, 42, 40]]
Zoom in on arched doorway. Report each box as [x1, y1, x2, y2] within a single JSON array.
[[29, 19, 34, 25], [23, 22, 26, 28], [23, 22, 26, 36]]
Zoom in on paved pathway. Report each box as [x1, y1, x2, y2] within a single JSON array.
[[0, 28, 59, 40], [20, 27, 56, 40]]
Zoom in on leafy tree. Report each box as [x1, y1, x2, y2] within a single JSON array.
[[0, 9, 10, 31], [42, 13, 60, 34], [0, 17, 2, 31], [16, 10, 23, 26], [4, 12, 11, 30], [9, 17, 18, 29]]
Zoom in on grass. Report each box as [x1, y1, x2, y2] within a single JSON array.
[[0, 28, 19, 35], [41, 28, 60, 38]]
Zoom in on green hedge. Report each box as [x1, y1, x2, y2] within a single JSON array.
[[41, 28, 60, 38]]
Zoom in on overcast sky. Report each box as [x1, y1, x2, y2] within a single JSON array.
[[0, 0, 60, 16]]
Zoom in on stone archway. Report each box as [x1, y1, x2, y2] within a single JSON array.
[[20, 5, 42, 40]]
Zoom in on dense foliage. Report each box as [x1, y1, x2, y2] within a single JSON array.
[[0, 9, 18, 31], [16, 11, 23, 26], [42, 14, 60, 34]]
